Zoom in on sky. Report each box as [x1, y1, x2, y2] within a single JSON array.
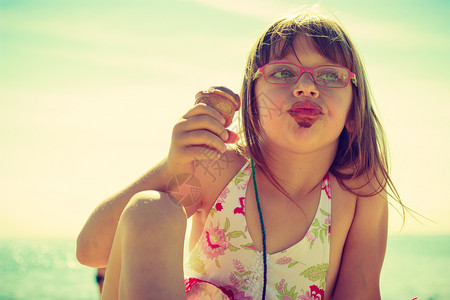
[[1, 0, 449, 238]]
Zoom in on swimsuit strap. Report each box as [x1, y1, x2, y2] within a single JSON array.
[[250, 157, 267, 300]]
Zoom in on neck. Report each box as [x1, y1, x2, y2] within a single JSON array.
[[256, 142, 337, 198]]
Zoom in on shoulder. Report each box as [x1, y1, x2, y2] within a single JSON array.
[[331, 170, 388, 299], [193, 147, 247, 215], [335, 164, 388, 197], [332, 168, 389, 250], [338, 169, 389, 244]]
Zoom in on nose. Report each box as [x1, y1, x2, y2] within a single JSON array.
[[292, 72, 319, 98]]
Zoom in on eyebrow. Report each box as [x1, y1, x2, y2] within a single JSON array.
[[269, 60, 342, 68]]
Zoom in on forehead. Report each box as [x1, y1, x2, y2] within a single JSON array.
[[271, 34, 336, 66]]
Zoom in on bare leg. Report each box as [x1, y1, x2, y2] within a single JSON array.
[[101, 191, 187, 300]]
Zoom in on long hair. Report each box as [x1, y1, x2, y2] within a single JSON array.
[[237, 11, 406, 218]]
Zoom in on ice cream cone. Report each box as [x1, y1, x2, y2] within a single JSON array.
[[195, 86, 240, 128]]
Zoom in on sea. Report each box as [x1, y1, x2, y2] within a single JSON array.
[[0, 235, 449, 300]]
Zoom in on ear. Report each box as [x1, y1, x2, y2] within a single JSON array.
[[344, 102, 356, 133], [345, 118, 355, 133]]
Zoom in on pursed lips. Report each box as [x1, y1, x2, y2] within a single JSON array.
[[287, 101, 323, 128], [287, 101, 322, 116]]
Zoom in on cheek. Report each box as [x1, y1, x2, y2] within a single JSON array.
[[342, 89, 353, 111], [326, 88, 353, 117], [254, 85, 285, 125]]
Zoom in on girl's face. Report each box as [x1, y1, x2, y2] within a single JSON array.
[[253, 35, 353, 155]]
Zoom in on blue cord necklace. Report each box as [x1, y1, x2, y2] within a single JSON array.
[[250, 157, 267, 300]]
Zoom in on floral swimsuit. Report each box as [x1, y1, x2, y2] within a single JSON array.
[[184, 162, 332, 300]]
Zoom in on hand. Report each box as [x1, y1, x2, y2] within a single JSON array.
[[165, 103, 233, 177]]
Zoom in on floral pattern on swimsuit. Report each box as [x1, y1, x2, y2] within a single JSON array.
[[185, 162, 331, 300]]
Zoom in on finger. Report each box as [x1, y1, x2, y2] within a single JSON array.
[[176, 115, 229, 142], [177, 130, 227, 153], [183, 103, 226, 126]]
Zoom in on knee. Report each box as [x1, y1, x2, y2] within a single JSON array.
[[120, 191, 187, 239]]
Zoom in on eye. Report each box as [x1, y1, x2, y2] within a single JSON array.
[[270, 69, 296, 78], [263, 63, 300, 84], [266, 64, 298, 78], [317, 71, 340, 82], [314, 67, 348, 86]]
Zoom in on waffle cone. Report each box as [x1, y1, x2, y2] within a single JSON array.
[[195, 87, 240, 127]]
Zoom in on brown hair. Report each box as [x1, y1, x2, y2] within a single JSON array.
[[237, 10, 406, 218]]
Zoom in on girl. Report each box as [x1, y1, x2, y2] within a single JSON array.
[[77, 9, 402, 300]]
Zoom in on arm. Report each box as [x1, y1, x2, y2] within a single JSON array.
[[76, 103, 231, 268], [332, 189, 388, 300], [76, 159, 171, 268]]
